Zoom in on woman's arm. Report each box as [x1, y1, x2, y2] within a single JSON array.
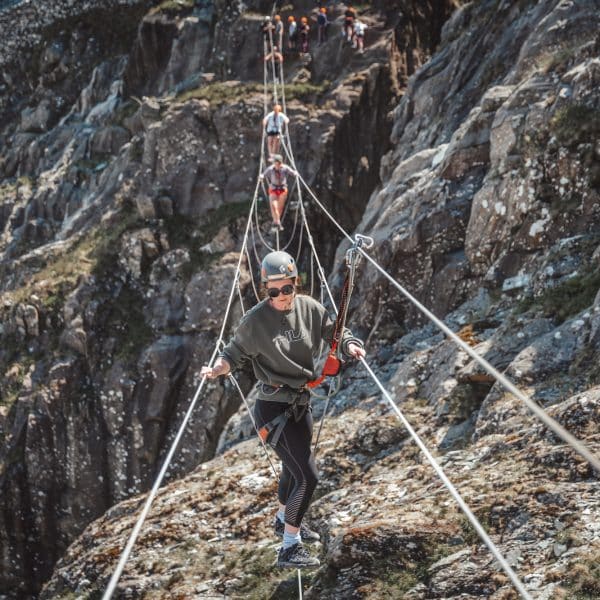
[[319, 305, 365, 360], [202, 320, 255, 378]]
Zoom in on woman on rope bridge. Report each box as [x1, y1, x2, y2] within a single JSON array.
[[201, 251, 365, 568], [264, 44, 284, 79], [262, 103, 290, 158], [259, 154, 296, 230]]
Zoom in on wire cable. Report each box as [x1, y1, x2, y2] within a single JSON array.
[[294, 171, 600, 474], [359, 357, 533, 600], [102, 136, 269, 600]]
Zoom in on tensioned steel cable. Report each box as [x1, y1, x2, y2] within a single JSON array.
[[267, 26, 279, 105], [244, 245, 261, 302], [293, 171, 600, 474], [102, 182, 262, 600], [359, 357, 533, 599], [278, 131, 337, 312], [102, 108, 273, 600], [284, 168, 592, 600]]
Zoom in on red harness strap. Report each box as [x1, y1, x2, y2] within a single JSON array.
[[306, 274, 351, 389]]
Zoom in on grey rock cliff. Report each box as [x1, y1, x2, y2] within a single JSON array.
[[2, 0, 600, 598]]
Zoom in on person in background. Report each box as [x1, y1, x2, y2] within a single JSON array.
[[343, 4, 356, 43], [274, 14, 284, 50], [287, 15, 298, 51], [298, 16, 310, 54], [201, 251, 365, 569], [317, 7, 329, 45], [259, 154, 297, 229], [263, 103, 290, 158], [353, 18, 367, 53], [261, 15, 276, 52]]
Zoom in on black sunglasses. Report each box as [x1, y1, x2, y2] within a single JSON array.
[[267, 284, 295, 298]]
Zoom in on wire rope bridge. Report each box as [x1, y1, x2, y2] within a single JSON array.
[[101, 8, 600, 600]]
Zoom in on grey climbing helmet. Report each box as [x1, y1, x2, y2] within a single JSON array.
[[261, 251, 298, 282]]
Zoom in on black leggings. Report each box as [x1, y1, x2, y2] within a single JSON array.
[[254, 399, 319, 527]]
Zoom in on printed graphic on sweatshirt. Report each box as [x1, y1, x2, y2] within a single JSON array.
[[275, 329, 309, 345]]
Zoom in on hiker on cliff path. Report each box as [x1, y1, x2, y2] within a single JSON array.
[[258, 154, 296, 229], [343, 5, 356, 42], [201, 250, 365, 568], [263, 104, 290, 158], [261, 15, 276, 52], [353, 19, 367, 53], [274, 14, 284, 50], [317, 7, 329, 44], [298, 16, 310, 54], [287, 15, 298, 51]]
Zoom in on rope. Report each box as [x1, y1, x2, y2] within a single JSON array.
[[278, 135, 337, 312], [267, 28, 279, 105], [245, 245, 261, 303], [282, 140, 596, 598], [359, 358, 533, 599], [227, 375, 279, 479], [236, 281, 245, 314], [358, 247, 600, 474], [312, 379, 337, 457], [102, 183, 263, 599], [104, 35, 304, 598], [102, 112, 273, 600], [293, 172, 600, 474], [252, 200, 275, 251]]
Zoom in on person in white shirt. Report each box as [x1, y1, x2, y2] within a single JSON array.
[[353, 19, 367, 53], [262, 103, 290, 157]]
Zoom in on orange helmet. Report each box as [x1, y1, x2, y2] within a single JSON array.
[[274, 14, 281, 21], [288, 15, 295, 22], [320, 7, 327, 13]]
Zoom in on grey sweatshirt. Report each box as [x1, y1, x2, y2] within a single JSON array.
[[220, 295, 363, 401]]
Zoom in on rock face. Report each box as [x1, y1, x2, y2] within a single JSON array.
[[0, 0, 449, 596], [347, 0, 600, 332], [2, 0, 600, 598]]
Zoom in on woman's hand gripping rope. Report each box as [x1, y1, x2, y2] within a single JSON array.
[[200, 357, 231, 379], [347, 342, 365, 360]]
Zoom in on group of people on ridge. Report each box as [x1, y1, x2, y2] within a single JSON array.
[[262, 4, 368, 61]]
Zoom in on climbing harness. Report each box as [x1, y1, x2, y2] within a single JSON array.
[[306, 234, 374, 391], [257, 387, 310, 448], [309, 235, 373, 456]]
